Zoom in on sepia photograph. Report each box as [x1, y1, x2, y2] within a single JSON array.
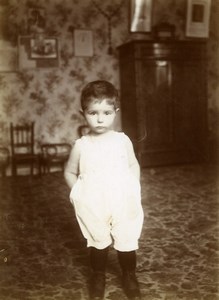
[[0, 1, 218, 300]]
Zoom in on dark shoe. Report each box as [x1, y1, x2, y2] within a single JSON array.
[[89, 271, 105, 300], [122, 271, 141, 299]]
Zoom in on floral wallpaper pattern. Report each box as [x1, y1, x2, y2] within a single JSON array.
[[0, 0, 218, 155]]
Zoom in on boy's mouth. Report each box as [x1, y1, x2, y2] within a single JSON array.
[[95, 126, 108, 131]]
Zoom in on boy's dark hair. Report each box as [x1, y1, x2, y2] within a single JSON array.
[[81, 80, 119, 111]]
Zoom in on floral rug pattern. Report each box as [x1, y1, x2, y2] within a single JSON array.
[[0, 163, 218, 300]]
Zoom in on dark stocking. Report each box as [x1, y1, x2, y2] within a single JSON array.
[[117, 250, 137, 272], [117, 251, 141, 299], [89, 246, 109, 272], [89, 247, 109, 299]]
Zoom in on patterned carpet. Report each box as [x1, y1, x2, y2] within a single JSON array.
[[0, 163, 218, 300]]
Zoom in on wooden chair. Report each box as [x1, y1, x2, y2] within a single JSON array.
[[0, 147, 10, 177], [40, 143, 71, 174], [10, 122, 40, 176]]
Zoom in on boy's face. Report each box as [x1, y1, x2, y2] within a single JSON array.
[[83, 99, 118, 135]]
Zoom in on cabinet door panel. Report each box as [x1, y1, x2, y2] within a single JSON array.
[[172, 61, 207, 160], [120, 60, 138, 141], [138, 60, 174, 149]]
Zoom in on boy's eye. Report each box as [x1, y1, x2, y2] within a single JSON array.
[[105, 111, 113, 115], [88, 111, 96, 115]]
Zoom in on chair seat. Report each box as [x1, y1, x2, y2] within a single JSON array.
[[43, 153, 69, 162], [12, 154, 40, 166], [13, 153, 39, 160], [40, 143, 71, 174]]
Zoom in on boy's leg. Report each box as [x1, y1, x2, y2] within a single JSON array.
[[90, 247, 109, 272], [89, 247, 109, 300], [117, 250, 141, 299]]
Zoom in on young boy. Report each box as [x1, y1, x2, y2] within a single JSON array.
[[65, 80, 144, 300]]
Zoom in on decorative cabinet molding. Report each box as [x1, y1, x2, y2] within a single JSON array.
[[118, 40, 208, 167]]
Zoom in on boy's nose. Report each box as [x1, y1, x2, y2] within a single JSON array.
[[97, 114, 104, 123]]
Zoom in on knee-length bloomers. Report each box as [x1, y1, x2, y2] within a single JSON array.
[[70, 131, 144, 251]]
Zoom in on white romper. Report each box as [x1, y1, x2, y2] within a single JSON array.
[[70, 131, 144, 251]]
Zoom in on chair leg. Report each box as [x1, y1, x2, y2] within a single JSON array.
[[38, 160, 41, 177], [30, 162, 33, 176], [12, 162, 17, 176], [43, 163, 46, 174], [1, 168, 5, 177]]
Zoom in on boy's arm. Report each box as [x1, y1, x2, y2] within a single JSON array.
[[125, 136, 140, 181], [64, 140, 81, 189]]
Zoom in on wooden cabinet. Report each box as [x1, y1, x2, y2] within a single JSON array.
[[118, 40, 208, 167]]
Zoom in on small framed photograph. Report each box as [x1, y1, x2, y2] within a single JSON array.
[[130, 0, 152, 33], [74, 29, 93, 57], [18, 36, 59, 69], [30, 36, 58, 59], [186, 0, 211, 38], [0, 40, 18, 72]]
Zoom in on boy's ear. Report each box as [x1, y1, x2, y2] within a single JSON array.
[[116, 108, 120, 113]]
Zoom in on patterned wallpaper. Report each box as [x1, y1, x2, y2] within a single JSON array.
[[0, 0, 218, 153]]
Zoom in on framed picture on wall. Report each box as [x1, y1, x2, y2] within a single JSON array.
[[0, 40, 18, 72], [0, 4, 18, 72], [18, 36, 59, 69], [186, 0, 211, 38], [74, 29, 93, 57], [30, 36, 58, 59], [130, 0, 152, 33]]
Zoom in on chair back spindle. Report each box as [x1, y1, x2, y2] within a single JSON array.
[[10, 122, 40, 176]]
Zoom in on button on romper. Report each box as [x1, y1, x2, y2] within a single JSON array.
[[70, 131, 144, 251]]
